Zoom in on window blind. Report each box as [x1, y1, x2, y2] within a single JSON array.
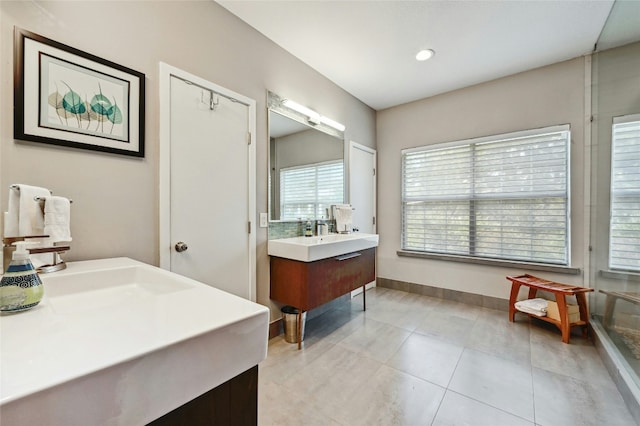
[[402, 125, 570, 265], [280, 160, 343, 220], [610, 116, 640, 272]]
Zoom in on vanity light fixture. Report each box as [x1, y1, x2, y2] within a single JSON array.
[[283, 99, 320, 122], [319, 116, 346, 132], [416, 49, 435, 61], [283, 98, 345, 131]]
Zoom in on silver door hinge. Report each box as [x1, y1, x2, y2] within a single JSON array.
[[248, 221, 252, 233], [373, 217, 376, 225], [373, 168, 376, 176], [247, 132, 252, 145]]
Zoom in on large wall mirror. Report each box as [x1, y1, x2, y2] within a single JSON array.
[[268, 91, 346, 221]]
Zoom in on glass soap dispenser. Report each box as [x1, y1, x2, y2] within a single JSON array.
[[0, 241, 43, 312]]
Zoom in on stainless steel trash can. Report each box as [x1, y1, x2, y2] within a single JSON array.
[[281, 305, 306, 344]]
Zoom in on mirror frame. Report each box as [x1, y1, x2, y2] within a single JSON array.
[[267, 91, 346, 222]]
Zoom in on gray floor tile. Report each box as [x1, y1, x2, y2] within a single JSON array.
[[434, 298, 485, 321], [414, 310, 476, 345], [258, 287, 636, 426], [279, 344, 383, 419], [530, 324, 617, 390], [466, 308, 532, 363], [359, 304, 422, 332], [303, 305, 365, 345], [449, 348, 535, 421], [388, 332, 464, 387], [533, 367, 636, 426], [433, 390, 534, 426], [336, 317, 411, 363], [259, 380, 343, 425], [333, 364, 445, 426], [259, 335, 336, 385]]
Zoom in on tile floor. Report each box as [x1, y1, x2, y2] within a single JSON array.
[[258, 287, 638, 426]]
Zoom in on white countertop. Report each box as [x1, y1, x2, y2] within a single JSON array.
[[268, 232, 379, 262], [0, 257, 269, 425]]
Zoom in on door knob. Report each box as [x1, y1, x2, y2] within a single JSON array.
[[175, 242, 188, 252]]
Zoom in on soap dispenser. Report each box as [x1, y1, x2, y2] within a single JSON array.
[[0, 242, 44, 312], [305, 219, 313, 237]]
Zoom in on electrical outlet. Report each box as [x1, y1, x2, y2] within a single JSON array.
[[259, 213, 268, 228]]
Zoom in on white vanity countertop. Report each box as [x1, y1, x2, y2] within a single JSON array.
[[0, 257, 269, 425], [268, 232, 379, 262]]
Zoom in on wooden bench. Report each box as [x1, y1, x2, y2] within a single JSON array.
[[600, 290, 640, 328], [507, 274, 594, 343]]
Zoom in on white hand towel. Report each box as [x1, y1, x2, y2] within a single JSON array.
[[4, 211, 18, 238], [334, 204, 353, 233], [43, 196, 72, 243], [5, 190, 20, 237], [515, 298, 549, 317], [4, 184, 50, 237]]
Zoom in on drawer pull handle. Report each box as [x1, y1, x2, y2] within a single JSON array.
[[335, 253, 361, 261]]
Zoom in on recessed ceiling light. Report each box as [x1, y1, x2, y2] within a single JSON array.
[[416, 49, 435, 61]]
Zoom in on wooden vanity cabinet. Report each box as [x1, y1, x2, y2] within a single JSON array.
[[270, 247, 376, 311], [149, 366, 257, 426]]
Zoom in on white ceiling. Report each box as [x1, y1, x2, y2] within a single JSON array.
[[216, 0, 623, 111]]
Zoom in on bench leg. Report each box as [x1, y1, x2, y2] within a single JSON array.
[[575, 292, 590, 338], [509, 283, 522, 322], [555, 294, 571, 344]]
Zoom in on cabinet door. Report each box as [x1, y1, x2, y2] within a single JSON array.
[[270, 248, 376, 311], [270, 256, 309, 308], [306, 248, 375, 310]]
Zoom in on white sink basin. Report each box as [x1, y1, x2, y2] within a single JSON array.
[[43, 264, 194, 314], [268, 232, 379, 262], [0, 257, 269, 425]]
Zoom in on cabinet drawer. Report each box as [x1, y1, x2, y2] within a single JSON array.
[[270, 247, 376, 311]]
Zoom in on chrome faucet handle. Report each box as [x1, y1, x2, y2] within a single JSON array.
[[28, 245, 70, 254], [2, 241, 70, 274]]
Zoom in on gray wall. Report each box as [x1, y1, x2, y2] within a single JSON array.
[[0, 1, 376, 320], [376, 57, 589, 299]]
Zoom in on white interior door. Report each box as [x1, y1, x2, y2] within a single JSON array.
[[349, 141, 376, 234], [159, 64, 256, 301], [349, 141, 377, 294]]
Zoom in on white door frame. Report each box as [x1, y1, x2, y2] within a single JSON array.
[[348, 140, 377, 234], [349, 140, 377, 295], [158, 62, 257, 300]]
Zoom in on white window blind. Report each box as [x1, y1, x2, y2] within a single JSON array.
[[610, 115, 640, 272], [402, 125, 570, 265], [280, 160, 343, 220]]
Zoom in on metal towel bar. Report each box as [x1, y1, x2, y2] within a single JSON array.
[[34, 196, 73, 204], [9, 184, 73, 203]]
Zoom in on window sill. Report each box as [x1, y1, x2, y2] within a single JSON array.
[[599, 270, 640, 283], [396, 250, 581, 275]]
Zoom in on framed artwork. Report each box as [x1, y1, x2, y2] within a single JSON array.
[[14, 27, 145, 157]]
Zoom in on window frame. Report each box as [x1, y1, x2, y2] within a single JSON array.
[[609, 114, 640, 273], [401, 124, 572, 266]]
